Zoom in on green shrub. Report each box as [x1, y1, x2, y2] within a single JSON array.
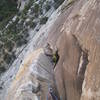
[[0, 43, 3, 48], [21, 29, 29, 39], [3, 51, 16, 64], [34, 3, 39, 13], [4, 41, 14, 52], [54, 0, 65, 9], [3, 53, 11, 64], [52, 55, 57, 63], [16, 39, 27, 47], [40, 16, 48, 24], [30, 22, 37, 29], [15, 35, 28, 47], [0, 65, 6, 73], [22, 0, 35, 15], [52, 50, 59, 64], [45, 4, 51, 12], [0, 0, 17, 25]]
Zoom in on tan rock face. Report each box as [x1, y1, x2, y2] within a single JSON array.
[[48, 0, 100, 100], [5, 0, 100, 100]]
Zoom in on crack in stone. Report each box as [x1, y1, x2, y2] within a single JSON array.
[[72, 34, 89, 95]]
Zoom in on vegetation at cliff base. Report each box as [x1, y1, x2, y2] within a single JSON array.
[[54, 0, 65, 9], [0, 0, 18, 30]]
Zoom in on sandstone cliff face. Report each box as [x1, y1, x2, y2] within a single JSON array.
[[1, 0, 100, 100]]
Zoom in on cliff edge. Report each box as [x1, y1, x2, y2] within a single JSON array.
[[2, 0, 100, 100], [48, 0, 100, 100]]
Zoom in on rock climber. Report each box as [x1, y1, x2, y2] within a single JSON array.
[[47, 87, 59, 100]]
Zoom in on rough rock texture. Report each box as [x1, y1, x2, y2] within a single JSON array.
[[6, 48, 56, 100], [2, 0, 100, 100], [48, 0, 100, 100]]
